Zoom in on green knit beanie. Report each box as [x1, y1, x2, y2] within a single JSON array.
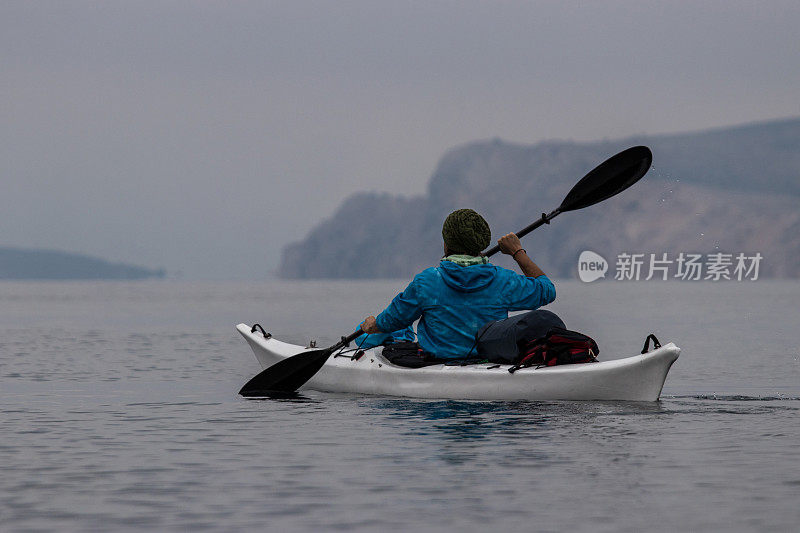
[[442, 209, 491, 256]]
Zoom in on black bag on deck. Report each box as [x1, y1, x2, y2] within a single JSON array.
[[476, 310, 566, 364], [382, 342, 442, 368], [509, 327, 599, 373]]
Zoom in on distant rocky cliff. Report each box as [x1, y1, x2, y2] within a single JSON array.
[[280, 117, 800, 279], [0, 247, 165, 280]]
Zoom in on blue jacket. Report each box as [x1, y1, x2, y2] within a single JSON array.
[[357, 260, 556, 358]]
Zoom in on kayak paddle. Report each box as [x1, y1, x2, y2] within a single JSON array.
[[239, 145, 652, 396], [482, 145, 651, 256], [239, 329, 363, 397]]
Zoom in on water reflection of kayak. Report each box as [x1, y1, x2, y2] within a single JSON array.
[[237, 324, 680, 402]]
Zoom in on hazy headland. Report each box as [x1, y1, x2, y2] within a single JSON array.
[[281, 117, 800, 279]]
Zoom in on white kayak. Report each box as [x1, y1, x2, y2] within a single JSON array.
[[237, 323, 680, 401]]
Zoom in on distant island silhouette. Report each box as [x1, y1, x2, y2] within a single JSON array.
[[0, 247, 164, 280]]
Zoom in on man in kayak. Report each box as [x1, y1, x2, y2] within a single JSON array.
[[358, 208, 558, 360]]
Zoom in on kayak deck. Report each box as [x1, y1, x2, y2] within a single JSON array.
[[237, 323, 680, 401]]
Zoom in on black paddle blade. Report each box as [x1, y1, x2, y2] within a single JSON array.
[[238, 348, 332, 396], [559, 146, 652, 212]]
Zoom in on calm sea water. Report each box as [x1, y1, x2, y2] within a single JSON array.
[[1, 280, 799, 532]]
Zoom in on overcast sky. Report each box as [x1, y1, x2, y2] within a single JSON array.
[[2, 1, 799, 279]]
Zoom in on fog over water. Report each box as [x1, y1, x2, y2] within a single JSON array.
[[2, 1, 800, 278]]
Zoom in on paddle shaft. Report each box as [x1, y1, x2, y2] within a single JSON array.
[[482, 208, 561, 257], [333, 329, 365, 353]]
